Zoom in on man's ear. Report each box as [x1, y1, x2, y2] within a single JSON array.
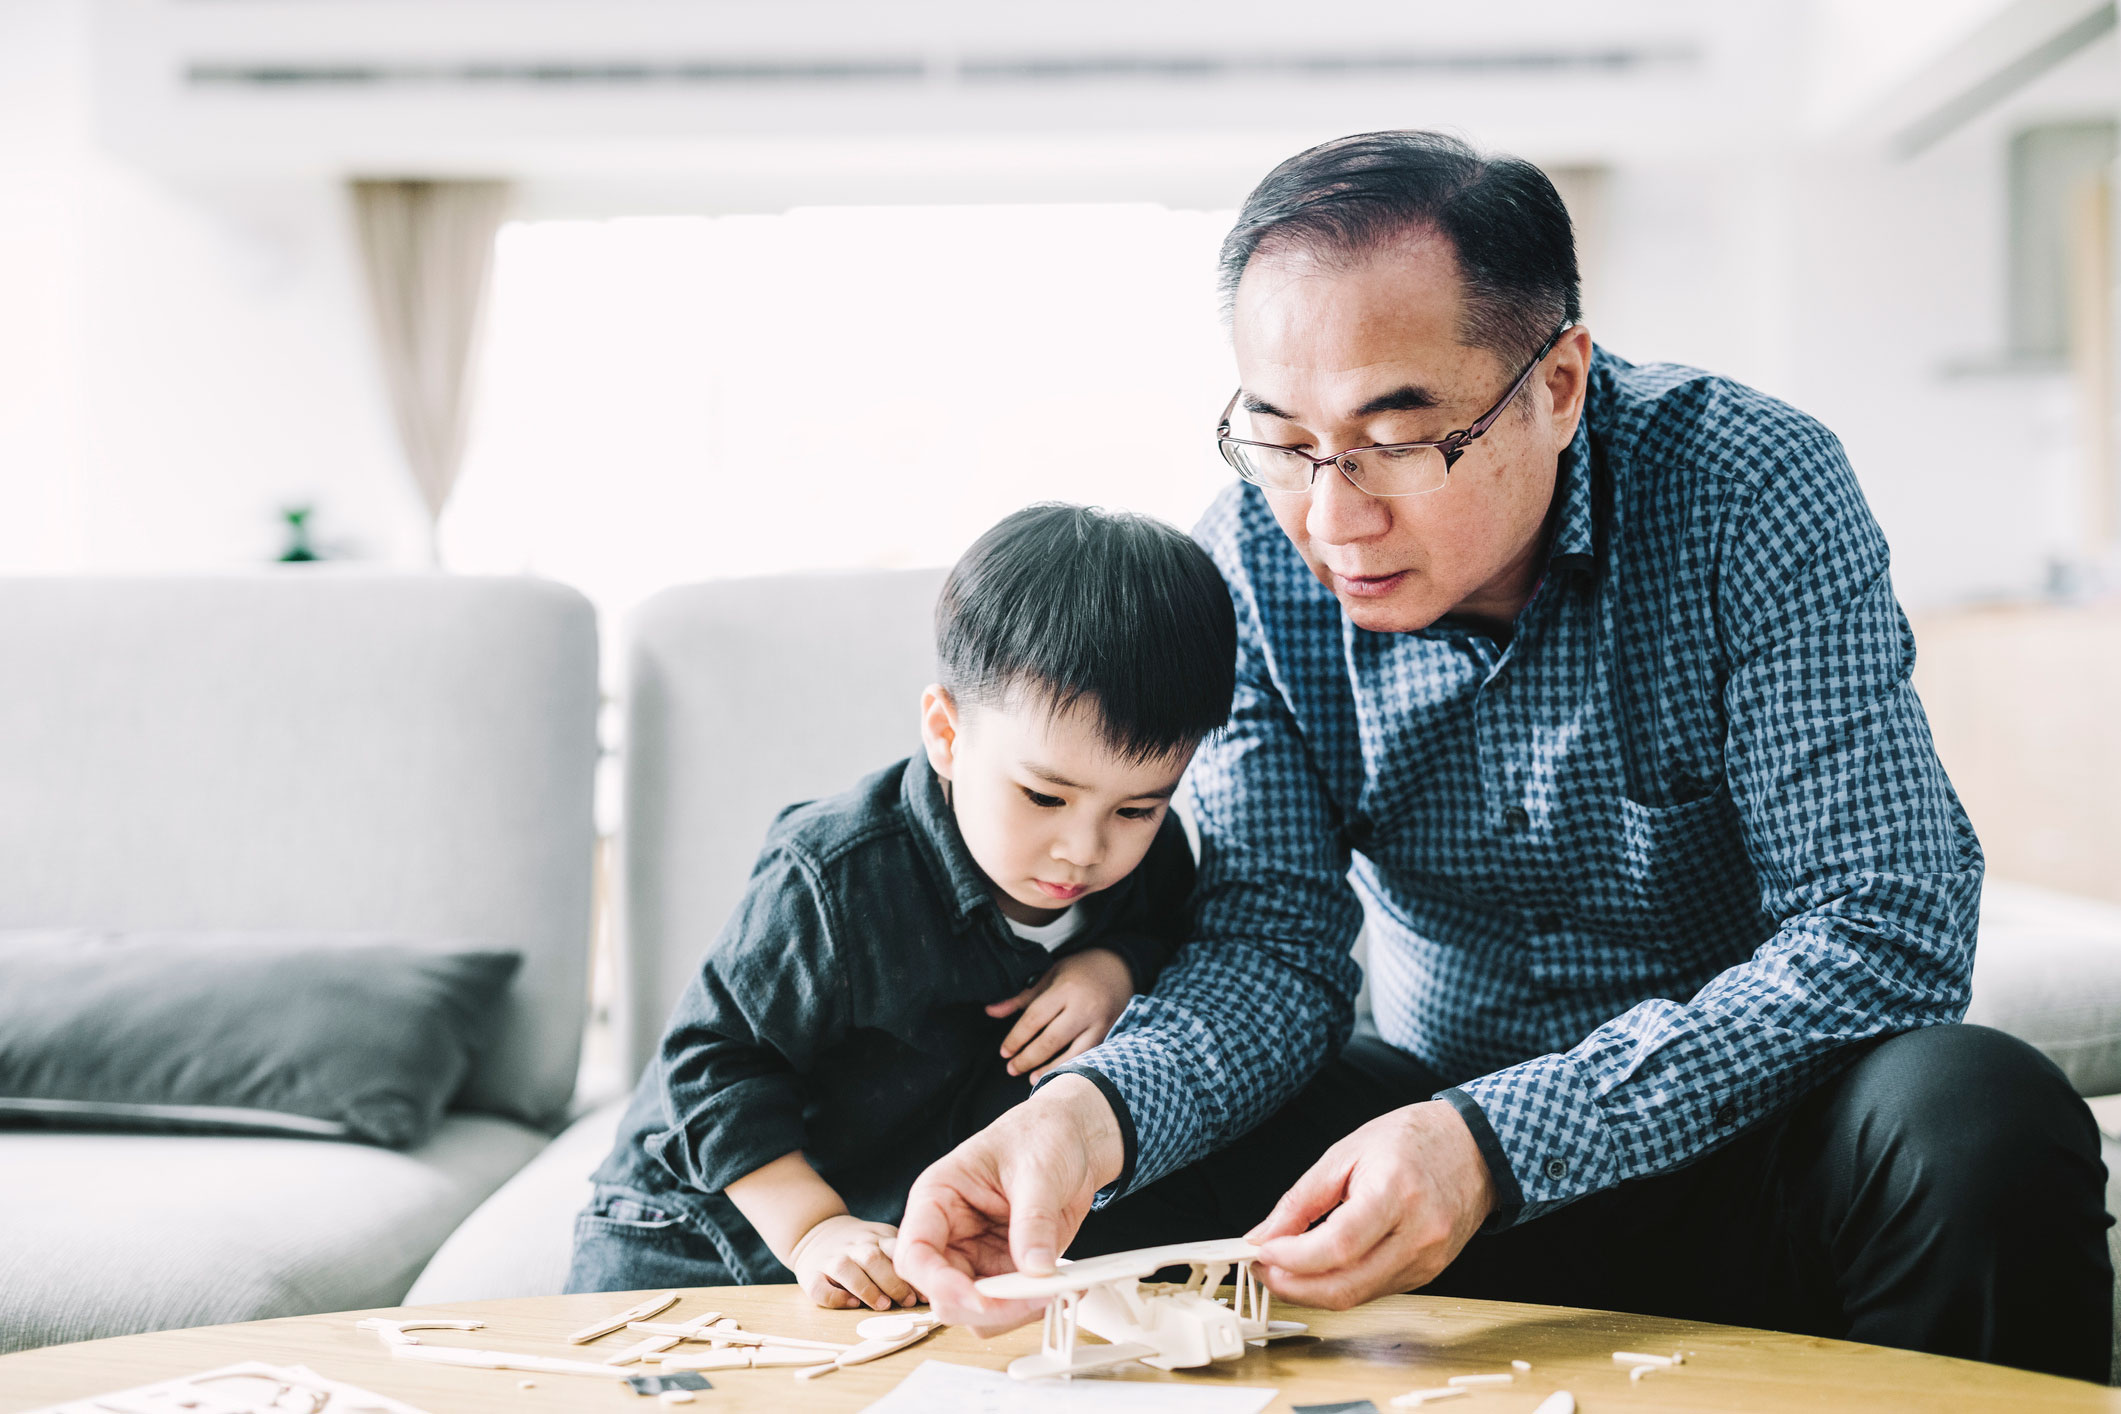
[[1543, 322, 1593, 453], [919, 684, 960, 781]]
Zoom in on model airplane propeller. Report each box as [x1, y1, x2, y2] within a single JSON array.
[[973, 1238, 1307, 1380]]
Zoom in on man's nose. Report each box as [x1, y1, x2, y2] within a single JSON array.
[[1306, 454, 1390, 545]]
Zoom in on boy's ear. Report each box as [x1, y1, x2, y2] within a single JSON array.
[[919, 685, 959, 781]]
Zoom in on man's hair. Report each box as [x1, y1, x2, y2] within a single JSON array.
[[936, 503, 1237, 763], [1217, 130, 1580, 365]]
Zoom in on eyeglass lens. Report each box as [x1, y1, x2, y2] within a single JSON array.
[[1219, 441, 1451, 498]]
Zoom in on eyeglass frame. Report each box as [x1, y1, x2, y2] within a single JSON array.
[[1214, 319, 1575, 498]]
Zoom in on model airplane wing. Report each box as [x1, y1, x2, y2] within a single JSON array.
[[975, 1240, 1265, 1300]]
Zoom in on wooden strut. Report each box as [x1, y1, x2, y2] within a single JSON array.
[[600, 1310, 724, 1367], [566, 1290, 679, 1344], [624, 1321, 851, 1353], [793, 1316, 944, 1380]]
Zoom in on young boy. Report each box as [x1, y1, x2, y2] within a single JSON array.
[[568, 503, 1237, 1310]]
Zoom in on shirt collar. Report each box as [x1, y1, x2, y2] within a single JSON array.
[[901, 754, 1001, 926], [1546, 399, 1598, 571]]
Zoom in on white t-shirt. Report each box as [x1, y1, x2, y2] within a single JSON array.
[[1007, 906, 1086, 953]]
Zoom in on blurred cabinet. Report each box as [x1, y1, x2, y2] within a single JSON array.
[[1913, 601, 2121, 903]]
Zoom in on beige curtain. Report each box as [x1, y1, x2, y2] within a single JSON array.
[[350, 179, 512, 560]]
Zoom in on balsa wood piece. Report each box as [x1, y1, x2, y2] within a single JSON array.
[[385, 1345, 634, 1379], [792, 1314, 944, 1380], [601, 1311, 725, 1367], [354, 1318, 486, 1347], [625, 1321, 850, 1353], [658, 1346, 823, 1371], [566, 1290, 678, 1344]]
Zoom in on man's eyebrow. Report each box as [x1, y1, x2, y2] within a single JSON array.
[[1023, 762, 1177, 799], [1352, 384, 1441, 415], [1240, 386, 1442, 422]]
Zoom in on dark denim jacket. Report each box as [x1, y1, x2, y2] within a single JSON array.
[[585, 753, 1193, 1282]]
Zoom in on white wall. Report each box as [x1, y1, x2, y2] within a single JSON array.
[[0, 0, 430, 575], [3, 0, 2111, 610]]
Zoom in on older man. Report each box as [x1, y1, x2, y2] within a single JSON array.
[[897, 131, 2111, 1380]]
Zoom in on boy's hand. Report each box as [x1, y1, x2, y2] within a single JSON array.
[[985, 946, 1133, 1081], [788, 1214, 922, 1311]]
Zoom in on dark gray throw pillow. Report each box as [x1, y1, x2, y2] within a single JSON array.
[[0, 930, 521, 1147]]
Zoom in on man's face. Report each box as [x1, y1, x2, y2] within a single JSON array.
[[1229, 230, 1590, 633], [920, 687, 1191, 926]]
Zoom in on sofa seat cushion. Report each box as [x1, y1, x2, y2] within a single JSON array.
[[0, 1114, 549, 1353]]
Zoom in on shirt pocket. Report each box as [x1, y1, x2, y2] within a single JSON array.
[[1605, 784, 1761, 938]]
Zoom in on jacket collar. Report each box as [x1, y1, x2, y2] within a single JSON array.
[[901, 754, 1001, 927]]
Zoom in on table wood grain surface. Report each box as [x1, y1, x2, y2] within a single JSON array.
[[2, 1285, 2114, 1412]]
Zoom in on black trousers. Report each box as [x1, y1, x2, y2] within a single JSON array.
[[1070, 1024, 2115, 1383]]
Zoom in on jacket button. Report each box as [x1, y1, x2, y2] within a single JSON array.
[[1544, 1157, 1567, 1181], [1503, 805, 1531, 831], [1534, 911, 1564, 932], [1714, 1103, 1737, 1126]]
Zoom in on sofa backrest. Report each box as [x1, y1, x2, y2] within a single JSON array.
[[619, 568, 947, 1078], [0, 574, 599, 1128]]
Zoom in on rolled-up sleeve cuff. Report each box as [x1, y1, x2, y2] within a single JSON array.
[[1454, 1051, 1623, 1229], [1435, 1086, 1523, 1231], [1040, 1063, 1138, 1202]]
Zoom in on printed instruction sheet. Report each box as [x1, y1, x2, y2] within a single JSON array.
[[858, 1359, 1278, 1414]]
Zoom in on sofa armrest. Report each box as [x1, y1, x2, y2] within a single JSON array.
[[402, 1098, 627, 1304]]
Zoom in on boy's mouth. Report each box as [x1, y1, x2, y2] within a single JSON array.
[[1032, 880, 1088, 902]]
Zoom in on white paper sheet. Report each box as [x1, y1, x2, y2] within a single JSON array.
[[857, 1359, 1278, 1414], [23, 1361, 436, 1414]]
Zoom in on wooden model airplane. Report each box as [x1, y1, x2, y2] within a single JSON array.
[[973, 1238, 1307, 1380]]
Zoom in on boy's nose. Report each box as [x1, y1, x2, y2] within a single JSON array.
[[1054, 825, 1104, 868]]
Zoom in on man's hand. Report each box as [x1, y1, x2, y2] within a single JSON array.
[[896, 1073, 1124, 1333], [1245, 1099, 1495, 1308], [788, 1214, 922, 1311], [986, 947, 1134, 1080]]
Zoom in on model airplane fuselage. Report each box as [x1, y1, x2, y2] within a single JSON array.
[[973, 1238, 1307, 1380]]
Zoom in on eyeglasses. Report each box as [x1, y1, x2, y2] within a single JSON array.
[[1215, 321, 1573, 498]]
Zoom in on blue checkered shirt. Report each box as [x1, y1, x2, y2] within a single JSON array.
[[1061, 347, 1981, 1225]]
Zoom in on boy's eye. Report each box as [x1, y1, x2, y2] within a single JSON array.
[[1116, 806, 1160, 821], [1021, 787, 1065, 809]]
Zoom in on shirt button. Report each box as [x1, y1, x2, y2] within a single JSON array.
[[1544, 1157, 1567, 1181], [1502, 805, 1531, 831], [1534, 911, 1564, 932]]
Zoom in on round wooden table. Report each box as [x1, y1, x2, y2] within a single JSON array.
[[1, 1285, 2113, 1412]]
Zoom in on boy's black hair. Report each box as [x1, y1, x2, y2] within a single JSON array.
[[936, 503, 1237, 763]]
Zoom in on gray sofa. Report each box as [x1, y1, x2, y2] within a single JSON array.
[[0, 574, 598, 1352]]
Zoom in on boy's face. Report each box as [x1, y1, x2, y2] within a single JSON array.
[[920, 686, 1192, 926]]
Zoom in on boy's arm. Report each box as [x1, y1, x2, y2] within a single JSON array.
[[722, 1150, 849, 1263], [643, 846, 852, 1199], [727, 1151, 920, 1309]]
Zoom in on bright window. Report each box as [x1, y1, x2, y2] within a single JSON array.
[[443, 203, 1240, 623]]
